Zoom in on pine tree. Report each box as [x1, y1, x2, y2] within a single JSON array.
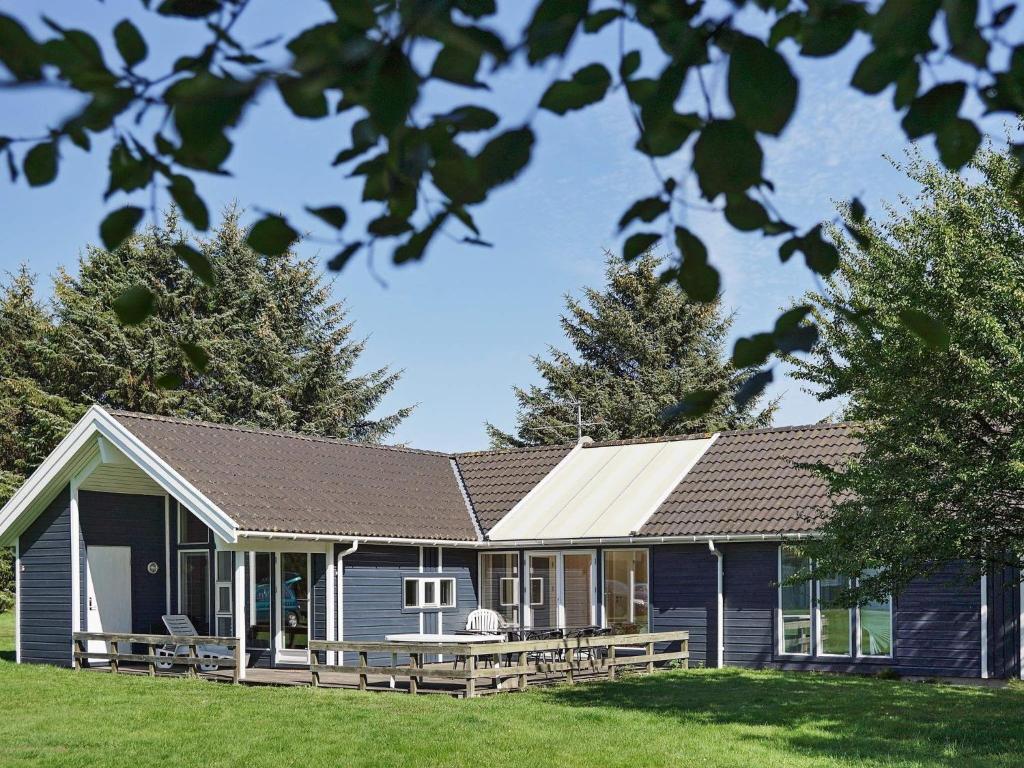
[[487, 253, 775, 447], [46, 207, 411, 440]]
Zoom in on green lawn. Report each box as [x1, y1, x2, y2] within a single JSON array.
[[0, 611, 1022, 767]]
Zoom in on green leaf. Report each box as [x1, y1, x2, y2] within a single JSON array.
[[112, 284, 154, 325], [327, 242, 362, 271], [277, 76, 329, 118], [157, 0, 221, 17], [368, 47, 418, 132], [734, 368, 773, 410], [893, 63, 920, 109], [247, 215, 298, 255], [728, 36, 798, 135], [898, 309, 951, 350], [800, 225, 841, 274], [661, 388, 721, 421], [902, 83, 966, 139], [435, 105, 499, 132], [623, 232, 660, 261], [540, 63, 612, 115], [172, 243, 215, 286], [477, 126, 534, 189], [618, 196, 668, 230], [724, 193, 769, 231], [306, 205, 347, 229], [732, 333, 776, 368], [368, 215, 413, 236], [180, 342, 209, 372], [944, 0, 989, 66], [692, 120, 763, 200], [674, 226, 719, 303], [100, 206, 144, 250], [936, 117, 981, 169], [431, 45, 483, 87], [0, 13, 44, 80], [113, 19, 147, 67], [620, 50, 641, 80], [584, 9, 621, 33], [769, 12, 801, 48], [801, 5, 864, 57], [394, 213, 449, 264], [637, 112, 700, 157], [23, 142, 57, 186], [168, 174, 209, 230], [851, 49, 912, 95], [525, 0, 588, 64]]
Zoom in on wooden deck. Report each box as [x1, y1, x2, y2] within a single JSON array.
[[71, 630, 690, 698]]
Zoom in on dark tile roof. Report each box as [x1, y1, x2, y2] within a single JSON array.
[[640, 423, 863, 538], [454, 443, 574, 534], [111, 412, 477, 541]]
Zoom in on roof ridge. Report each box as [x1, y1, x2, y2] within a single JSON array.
[[454, 442, 574, 458], [716, 421, 859, 437], [584, 432, 713, 448], [107, 409, 451, 457]]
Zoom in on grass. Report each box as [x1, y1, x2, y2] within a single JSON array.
[[1, 611, 1023, 767]]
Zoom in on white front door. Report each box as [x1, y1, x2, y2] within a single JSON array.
[[85, 546, 133, 655]]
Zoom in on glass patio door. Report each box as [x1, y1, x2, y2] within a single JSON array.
[[274, 552, 311, 665], [525, 551, 596, 630]]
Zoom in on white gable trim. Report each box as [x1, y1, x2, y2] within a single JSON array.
[[0, 406, 239, 546]]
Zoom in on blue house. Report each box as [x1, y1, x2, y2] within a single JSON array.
[[0, 406, 1017, 680]]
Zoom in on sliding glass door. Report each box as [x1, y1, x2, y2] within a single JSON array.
[[524, 551, 596, 629], [275, 552, 310, 664]]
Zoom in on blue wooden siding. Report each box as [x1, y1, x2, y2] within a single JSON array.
[[650, 544, 716, 666], [987, 564, 1020, 680], [18, 487, 72, 666], [78, 491, 167, 636], [341, 544, 421, 663], [719, 542, 776, 667], [442, 547, 478, 633]]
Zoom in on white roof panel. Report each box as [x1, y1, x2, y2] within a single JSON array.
[[487, 436, 715, 541]]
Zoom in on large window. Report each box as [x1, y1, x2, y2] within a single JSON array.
[[403, 577, 456, 609], [281, 552, 309, 652], [603, 549, 649, 632], [480, 552, 518, 624], [780, 547, 812, 654], [779, 547, 891, 659], [248, 552, 272, 649], [858, 569, 893, 657]]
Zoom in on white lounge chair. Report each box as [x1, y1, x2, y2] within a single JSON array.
[[155, 614, 236, 673]]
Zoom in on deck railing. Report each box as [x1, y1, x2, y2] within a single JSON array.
[[309, 630, 689, 698], [71, 632, 244, 683]]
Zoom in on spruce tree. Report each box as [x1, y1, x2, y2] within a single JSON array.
[[487, 253, 775, 447], [46, 207, 411, 441]]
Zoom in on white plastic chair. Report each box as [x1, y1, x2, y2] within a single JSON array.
[[155, 614, 236, 673], [465, 608, 503, 633]]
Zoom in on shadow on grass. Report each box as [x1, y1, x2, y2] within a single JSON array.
[[542, 668, 1024, 766]]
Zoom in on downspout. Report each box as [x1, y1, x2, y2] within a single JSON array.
[[335, 540, 359, 665], [708, 540, 724, 669]]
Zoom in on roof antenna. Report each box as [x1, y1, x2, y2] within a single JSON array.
[[529, 393, 604, 442]]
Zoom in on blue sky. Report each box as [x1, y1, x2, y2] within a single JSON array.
[[0, 2, 1014, 451]]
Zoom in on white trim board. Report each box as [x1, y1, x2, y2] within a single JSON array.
[[0, 406, 240, 547]]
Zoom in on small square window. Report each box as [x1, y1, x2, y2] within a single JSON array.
[[217, 585, 232, 613], [440, 578, 455, 608], [216, 616, 233, 637], [404, 579, 419, 609], [423, 580, 437, 607], [216, 551, 232, 581], [530, 577, 544, 606], [499, 577, 518, 607]]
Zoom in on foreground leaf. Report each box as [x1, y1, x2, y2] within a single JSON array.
[[247, 214, 298, 255], [100, 206, 144, 250], [112, 284, 154, 324]]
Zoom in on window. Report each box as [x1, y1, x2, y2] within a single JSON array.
[[530, 577, 545, 606], [780, 546, 812, 655], [818, 575, 852, 657], [603, 549, 649, 632], [248, 552, 272, 649], [178, 505, 209, 544], [778, 547, 891, 659], [214, 550, 233, 637], [403, 577, 456, 609], [858, 569, 893, 657], [480, 553, 519, 624]]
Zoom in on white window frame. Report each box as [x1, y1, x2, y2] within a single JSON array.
[[815, 577, 852, 658], [499, 577, 518, 607], [524, 549, 598, 629], [778, 545, 813, 657], [529, 577, 545, 606], [214, 549, 233, 637], [854, 576, 894, 659], [600, 548, 650, 631], [177, 503, 209, 545], [403, 576, 456, 609]]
